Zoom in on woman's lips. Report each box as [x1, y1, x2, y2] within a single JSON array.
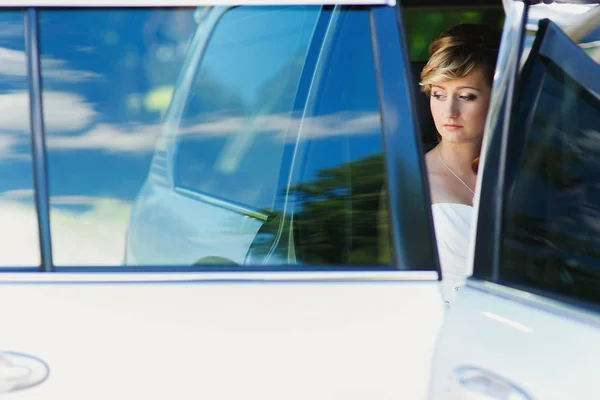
[[444, 124, 463, 131]]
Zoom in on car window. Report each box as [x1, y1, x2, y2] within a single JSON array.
[[0, 10, 40, 268], [173, 6, 321, 212], [39, 8, 198, 266], [246, 6, 393, 266], [35, 6, 413, 270], [499, 16, 600, 304]]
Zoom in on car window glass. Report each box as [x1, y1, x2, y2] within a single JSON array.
[[0, 10, 40, 268], [38, 6, 404, 270], [500, 16, 600, 304], [174, 6, 320, 211], [39, 8, 197, 266], [247, 7, 393, 266]]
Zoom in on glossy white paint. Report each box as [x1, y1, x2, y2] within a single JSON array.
[[2, 279, 443, 399], [429, 282, 600, 400]]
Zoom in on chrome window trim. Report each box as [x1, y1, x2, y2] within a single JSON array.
[[175, 187, 271, 221], [0, 1, 395, 6], [471, 0, 526, 280], [467, 278, 600, 329], [0, 270, 437, 282], [26, 8, 53, 272]]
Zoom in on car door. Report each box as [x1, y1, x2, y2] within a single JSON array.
[[0, 3, 444, 399], [429, 1, 600, 399]]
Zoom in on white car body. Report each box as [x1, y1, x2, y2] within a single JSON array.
[[1, 0, 599, 399]]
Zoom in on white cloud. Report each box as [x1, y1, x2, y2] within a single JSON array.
[[0, 90, 96, 132], [50, 197, 132, 266], [0, 22, 24, 39], [0, 90, 97, 159], [179, 111, 381, 142], [0, 47, 101, 82], [0, 188, 34, 200], [47, 122, 160, 153], [0, 197, 131, 267], [41, 110, 380, 154], [0, 133, 20, 154], [0, 107, 380, 159], [0, 201, 41, 266]]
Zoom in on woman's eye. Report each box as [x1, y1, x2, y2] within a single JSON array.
[[459, 94, 477, 101], [432, 93, 446, 100]]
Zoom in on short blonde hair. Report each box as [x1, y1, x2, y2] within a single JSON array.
[[420, 24, 500, 96]]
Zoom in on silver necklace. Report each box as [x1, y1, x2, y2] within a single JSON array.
[[436, 147, 475, 195]]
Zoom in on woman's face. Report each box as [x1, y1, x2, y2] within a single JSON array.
[[429, 65, 492, 145]]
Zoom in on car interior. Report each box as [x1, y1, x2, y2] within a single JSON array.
[[401, 0, 505, 153]]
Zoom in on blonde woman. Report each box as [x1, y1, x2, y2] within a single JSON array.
[[420, 24, 500, 306]]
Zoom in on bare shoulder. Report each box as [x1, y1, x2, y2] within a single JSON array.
[[424, 149, 455, 204], [424, 149, 445, 183]]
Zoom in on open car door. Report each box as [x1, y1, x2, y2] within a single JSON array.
[[430, 1, 600, 399]]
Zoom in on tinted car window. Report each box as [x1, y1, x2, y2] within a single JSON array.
[[174, 6, 320, 211], [247, 7, 393, 265], [39, 8, 197, 266], [38, 6, 406, 270], [500, 19, 600, 303], [0, 11, 40, 268]]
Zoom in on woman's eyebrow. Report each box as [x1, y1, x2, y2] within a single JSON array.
[[456, 86, 482, 92]]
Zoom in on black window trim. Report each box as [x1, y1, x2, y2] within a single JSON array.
[[476, 16, 600, 309], [372, 5, 439, 273]]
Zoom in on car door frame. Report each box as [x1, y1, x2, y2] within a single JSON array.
[[429, 2, 600, 398], [19, 2, 441, 274]]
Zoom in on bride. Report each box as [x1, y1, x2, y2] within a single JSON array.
[[420, 24, 500, 306]]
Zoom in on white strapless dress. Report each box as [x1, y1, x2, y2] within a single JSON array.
[[431, 203, 474, 307]]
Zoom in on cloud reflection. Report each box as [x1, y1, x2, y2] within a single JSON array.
[[178, 110, 380, 142], [0, 197, 130, 267], [0, 90, 379, 159], [0, 47, 101, 82], [0, 90, 96, 132]]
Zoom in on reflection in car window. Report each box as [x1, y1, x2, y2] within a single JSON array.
[[174, 6, 320, 211], [46, 6, 396, 269], [524, 3, 600, 63], [501, 20, 600, 303], [39, 8, 197, 266], [0, 11, 40, 267], [248, 7, 393, 266]]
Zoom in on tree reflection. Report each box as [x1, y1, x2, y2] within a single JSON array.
[[501, 69, 600, 303], [250, 153, 391, 266]]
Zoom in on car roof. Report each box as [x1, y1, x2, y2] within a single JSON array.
[[0, 0, 500, 7], [10, 0, 596, 10]]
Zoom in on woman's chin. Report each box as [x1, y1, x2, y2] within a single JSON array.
[[439, 132, 482, 144]]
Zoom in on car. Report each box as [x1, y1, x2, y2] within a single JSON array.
[[0, 0, 598, 399]]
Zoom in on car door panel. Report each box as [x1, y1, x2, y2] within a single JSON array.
[[431, 282, 600, 399], [430, 3, 600, 399], [1, 276, 442, 399], [1, 3, 445, 399]]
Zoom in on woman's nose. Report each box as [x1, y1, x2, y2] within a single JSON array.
[[446, 97, 460, 118]]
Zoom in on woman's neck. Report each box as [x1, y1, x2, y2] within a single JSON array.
[[436, 140, 480, 176]]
